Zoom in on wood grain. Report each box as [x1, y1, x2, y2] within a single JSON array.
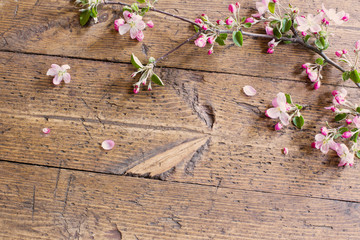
[[1, 0, 359, 84], [1, 161, 360, 240]]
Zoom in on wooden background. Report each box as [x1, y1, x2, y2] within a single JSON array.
[[1, 0, 360, 239]]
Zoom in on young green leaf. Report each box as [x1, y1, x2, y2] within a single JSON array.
[[131, 3, 139, 12], [285, 93, 292, 104], [141, 7, 149, 15], [342, 71, 350, 81], [356, 107, 360, 113], [151, 73, 164, 86], [351, 132, 359, 143], [123, 6, 133, 12], [315, 57, 324, 65], [137, 0, 146, 3], [273, 27, 282, 39], [339, 127, 349, 134], [356, 151, 360, 159], [281, 18, 292, 33], [232, 31, 243, 47], [215, 37, 225, 46], [304, 35, 311, 42], [131, 54, 144, 69], [295, 104, 303, 110], [350, 69, 360, 83], [293, 115, 305, 129], [315, 37, 329, 50], [194, 25, 199, 33], [335, 113, 347, 122], [243, 22, 252, 28], [219, 33, 228, 40], [268, 2, 275, 14], [80, 10, 91, 26]]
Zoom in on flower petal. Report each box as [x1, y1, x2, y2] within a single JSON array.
[[118, 24, 131, 35], [53, 75, 61, 85], [320, 143, 329, 154], [130, 27, 139, 39], [51, 64, 61, 71], [266, 108, 280, 119], [315, 133, 325, 142], [279, 112, 290, 125], [102, 140, 115, 150], [123, 11, 131, 22], [63, 73, 71, 83], [243, 85, 257, 96], [61, 64, 70, 70], [47, 68, 58, 76]]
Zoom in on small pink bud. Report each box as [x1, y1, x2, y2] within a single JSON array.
[[283, 147, 288, 155], [314, 81, 321, 90], [301, 32, 307, 36], [136, 31, 144, 42], [42, 128, 51, 134], [142, 81, 146, 86], [133, 88, 139, 94], [235, 2, 241, 8], [342, 13, 349, 22], [148, 87, 152, 91], [267, 48, 274, 54], [302, 63, 309, 69], [342, 131, 352, 139], [245, 17, 254, 23], [134, 85, 139, 89], [311, 142, 317, 148], [330, 106, 337, 112], [207, 37, 215, 44], [202, 25, 208, 31], [216, 20, 223, 25], [114, 18, 125, 31], [332, 90, 339, 96], [355, 40, 360, 51], [225, 17, 234, 25], [335, 95, 345, 105], [321, 127, 328, 136], [265, 110, 270, 118], [265, 26, 273, 36], [346, 119, 353, 125], [275, 122, 283, 131], [208, 49, 213, 55], [127, 13, 133, 18], [342, 49, 348, 54], [273, 0, 278, 3], [195, 18, 203, 24], [335, 51, 343, 57], [201, 13, 206, 16], [228, 4, 236, 13], [146, 20, 154, 28], [131, 72, 137, 78]]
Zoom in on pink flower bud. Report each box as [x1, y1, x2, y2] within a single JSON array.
[[342, 13, 349, 22], [136, 31, 144, 42], [148, 86, 152, 91], [131, 72, 137, 78], [330, 106, 337, 112], [346, 119, 352, 125], [195, 18, 203, 24], [142, 81, 146, 86], [225, 17, 234, 25], [216, 20, 224, 25], [202, 25, 208, 30], [355, 40, 360, 51], [114, 18, 125, 31], [314, 81, 321, 90], [235, 2, 240, 8], [146, 20, 154, 28], [208, 49, 213, 55], [228, 4, 236, 13], [273, 0, 278, 3], [321, 127, 328, 136], [342, 49, 348, 54], [245, 17, 254, 23], [201, 13, 206, 16], [283, 147, 288, 155], [335, 51, 343, 57], [265, 26, 274, 36], [308, 71, 318, 82], [335, 95, 345, 105], [311, 142, 317, 148], [127, 13, 133, 18], [267, 48, 274, 54], [275, 122, 283, 131], [302, 63, 310, 69], [207, 37, 215, 44], [133, 88, 139, 94], [265, 110, 270, 118], [342, 131, 352, 138], [332, 90, 339, 96], [301, 32, 307, 36], [194, 36, 207, 48]]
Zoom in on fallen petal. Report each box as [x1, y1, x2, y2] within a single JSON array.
[[243, 85, 257, 96], [102, 140, 115, 150], [283, 147, 289, 155], [42, 128, 51, 134]]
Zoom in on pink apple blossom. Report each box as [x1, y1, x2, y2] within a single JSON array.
[[226, 17, 234, 25], [322, 4, 349, 25], [336, 144, 354, 167], [245, 17, 255, 23], [335, 50, 343, 57], [295, 14, 323, 33], [42, 128, 51, 134], [265, 26, 274, 36], [47, 64, 71, 85], [118, 11, 146, 40], [208, 49, 213, 55], [228, 4, 236, 13], [267, 48, 274, 54], [194, 36, 207, 48], [342, 49, 348, 54], [342, 131, 352, 139], [253, 0, 270, 18], [136, 30, 144, 41], [207, 37, 215, 44], [266, 92, 290, 125], [146, 20, 154, 28], [320, 127, 328, 136], [314, 134, 337, 154], [114, 18, 125, 31]]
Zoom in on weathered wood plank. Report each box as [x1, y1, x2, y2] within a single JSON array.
[[1, 161, 360, 239], [2, 52, 360, 202], [0, 0, 359, 83]]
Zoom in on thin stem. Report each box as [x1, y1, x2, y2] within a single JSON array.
[[153, 32, 202, 65], [103, 1, 360, 88]]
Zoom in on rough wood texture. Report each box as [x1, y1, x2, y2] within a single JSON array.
[[1, 0, 360, 239]]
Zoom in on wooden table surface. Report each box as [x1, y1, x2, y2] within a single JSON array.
[[1, 0, 360, 239]]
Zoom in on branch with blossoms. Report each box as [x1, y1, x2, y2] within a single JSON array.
[[70, 0, 360, 167]]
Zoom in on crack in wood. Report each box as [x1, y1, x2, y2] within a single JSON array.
[[32, 185, 36, 221], [185, 138, 211, 176], [62, 174, 74, 214]]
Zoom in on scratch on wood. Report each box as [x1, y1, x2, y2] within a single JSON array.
[[32, 185, 36, 221], [141, 43, 149, 56], [185, 137, 211, 176], [80, 117, 93, 139], [14, 5, 18, 17], [62, 175, 74, 214], [235, 101, 263, 117], [54, 162, 62, 199]]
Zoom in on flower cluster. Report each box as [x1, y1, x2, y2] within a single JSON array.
[[336, 40, 360, 85], [313, 88, 360, 167], [75, 0, 102, 25], [266, 92, 305, 130], [130, 54, 163, 93], [302, 57, 326, 89], [114, 1, 156, 41]]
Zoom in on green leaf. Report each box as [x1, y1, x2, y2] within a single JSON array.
[[140, 7, 149, 16], [80, 10, 91, 26], [215, 36, 225, 46], [315, 37, 329, 50], [241, 17, 246, 23], [356, 107, 360, 113], [304, 35, 311, 42], [243, 22, 252, 28], [194, 25, 199, 33], [90, 7, 98, 18], [130, 54, 144, 69], [342, 71, 350, 81], [356, 151, 360, 159], [151, 73, 164, 86], [334, 133, 342, 140], [273, 27, 282, 39], [283, 40, 292, 44], [131, 3, 139, 12], [137, 0, 146, 3], [232, 31, 243, 47], [350, 69, 360, 83], [315, 57, 324, 65], [281, 18, 292, 33], [352, 131, 360, 143], [293, 115, 305, 129], [123, 6, 133, 12], [295, 104, 303, 110], [148, 57, 155, 63], [285, 93, 292, 104], [339, 127, 349, 134], [268, 2, 275, 14], [219, 33, 228, 40], [351, 128, 359, 132], [335, 113, 347, 122]]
